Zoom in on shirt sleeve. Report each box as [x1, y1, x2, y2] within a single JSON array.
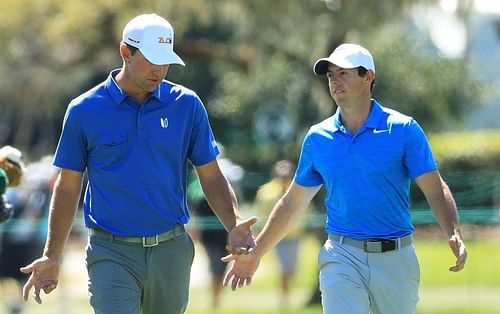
[[187, 95, 219, 166], [404, 119, 437, 179], [294, 131, 324, 187], [53, 102, 88, 172]]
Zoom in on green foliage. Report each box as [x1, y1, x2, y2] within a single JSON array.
[[0, 0, 486, 171], [408, 131, 500, 210], [429, 130, 500, 171]]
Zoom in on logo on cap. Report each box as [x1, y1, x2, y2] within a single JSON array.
[[128, 37, 141, 44], [158, 37, 172, 44]]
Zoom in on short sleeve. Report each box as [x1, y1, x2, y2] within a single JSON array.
[[404, 119, 437, 179]]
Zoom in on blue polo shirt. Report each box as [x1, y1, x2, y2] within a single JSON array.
[[295, 100, 437, 239], [54, 69, 219, 236]]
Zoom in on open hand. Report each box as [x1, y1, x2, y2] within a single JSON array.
[[20, 256, 60, 304], [222, 251, 261, 291]]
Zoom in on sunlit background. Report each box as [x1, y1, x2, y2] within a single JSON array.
[[0, 0, 499, 313]]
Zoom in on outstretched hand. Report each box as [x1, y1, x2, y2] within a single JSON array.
[[226, 216, 258, 256], [19, 256, 60, 304], [448, 233, 467, 272], [221, 251, 261, 291]]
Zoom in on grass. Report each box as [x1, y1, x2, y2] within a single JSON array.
[[1, 225, 500, 314]]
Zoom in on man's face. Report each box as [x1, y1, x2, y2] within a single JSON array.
[[127, 49, 169, 94], [326, 64, 368, 106]]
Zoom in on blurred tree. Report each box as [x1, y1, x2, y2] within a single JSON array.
[[0, 0, 483, 172]]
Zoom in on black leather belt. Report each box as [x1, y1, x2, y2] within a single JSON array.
[[328, 234, 413, 253], [89, 225, 185, 247]]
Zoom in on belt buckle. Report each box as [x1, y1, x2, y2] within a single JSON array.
[[142, 235, 159, 247], [364, 240, 382, 253], [364, 239, 397, 253]]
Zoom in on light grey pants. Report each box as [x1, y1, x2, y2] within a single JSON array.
[[85, 232, 195, 314], [318, 237, 420, 314]]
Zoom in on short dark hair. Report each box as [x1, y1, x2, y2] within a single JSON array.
[[357, 67, 375, 92], [125, 43, 139, 55]]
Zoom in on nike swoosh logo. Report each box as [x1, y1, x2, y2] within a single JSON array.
[[373, 129, 389, 134]]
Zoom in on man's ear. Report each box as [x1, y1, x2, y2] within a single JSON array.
[[119, 42, 131, 63], [366, 70, 375, 83]]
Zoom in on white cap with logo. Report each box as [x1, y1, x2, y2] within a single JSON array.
[[122, 13, 185, 66], [313, 43, 375, 75]]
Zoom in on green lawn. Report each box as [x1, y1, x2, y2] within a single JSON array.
[[2, 228, 500, 314]]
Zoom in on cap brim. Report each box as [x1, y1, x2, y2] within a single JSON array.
[[313, 59, 331, 75], [313, 57, 359, 75], [141, 48, 185, 66]]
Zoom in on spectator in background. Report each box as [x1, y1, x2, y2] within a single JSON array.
[[0, 146, 26, 224], [188, 144, 245, 308], [0, 154, 56, 314], [254, 160, 306, 307]]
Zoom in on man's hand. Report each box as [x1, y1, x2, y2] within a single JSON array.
[[448, 232, 467, 272], [222, 252, 261, 291], [20, 256, 60, 304], [226, 216, 258, 256]]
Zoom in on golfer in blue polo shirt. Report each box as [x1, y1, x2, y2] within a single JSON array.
[[20, 13, 257, 314], [222, 43, 467, 314]]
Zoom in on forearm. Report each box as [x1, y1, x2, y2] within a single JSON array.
[[254, 183, 319, 257], [429, 183, 462, 237], [201, 174, 241, 231], [254, 199, 299, 257], [43, 176, 82, 261]]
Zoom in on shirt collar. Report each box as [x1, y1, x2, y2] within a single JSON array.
[[105, 69, 162, 105], [331, 99, 384, 133], [364, 99, 385, 130]]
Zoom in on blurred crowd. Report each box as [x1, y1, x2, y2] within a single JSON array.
[[0, 150, 58, 314]]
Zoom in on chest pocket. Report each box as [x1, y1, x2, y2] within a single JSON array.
[[94, 133, 129, 169]]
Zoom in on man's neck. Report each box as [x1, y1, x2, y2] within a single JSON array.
[[115, 69, 149, 104], [339, 98, 373, 135]]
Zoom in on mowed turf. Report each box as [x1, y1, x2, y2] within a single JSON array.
[[2, 226, 500, 314]]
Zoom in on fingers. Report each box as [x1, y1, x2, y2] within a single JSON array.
[[449, 247, 467, 272], [239, 216, 258, 229], [33, 285, 42, 304], [19, 262, 34, 274], [223, 266, 253, 291], [230, 275, 251, 291], [225, 244, 252, 256], [42, 282, 58, 294], [221, 254, 237, 263], [448, 236, 467, 272], [22, 275, 36, 301], [20, 260, 58, 303]]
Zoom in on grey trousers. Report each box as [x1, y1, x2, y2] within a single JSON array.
[[318, 237, 420, 314], [85, 231, 195, 314]]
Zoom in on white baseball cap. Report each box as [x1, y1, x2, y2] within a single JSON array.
[[0, 145, 26, 172], [313, 43, 375, 75], [122, 13, 185, 66]]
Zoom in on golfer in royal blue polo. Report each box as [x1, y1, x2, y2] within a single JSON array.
[[222, 43, 467, 314], [20, 13, 257, 314]]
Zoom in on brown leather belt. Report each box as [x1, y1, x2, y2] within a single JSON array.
[[90, 225, 185, 247]]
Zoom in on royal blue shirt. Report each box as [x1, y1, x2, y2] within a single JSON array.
[[295, 100, 437, 239], [54, 69, 219, 236]]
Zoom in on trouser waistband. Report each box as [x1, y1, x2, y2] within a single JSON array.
[[89, 225, 185, 247], [328, 233, 413, 253]]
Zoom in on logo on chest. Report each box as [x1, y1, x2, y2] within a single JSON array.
[[160, 117, 169, 128]]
